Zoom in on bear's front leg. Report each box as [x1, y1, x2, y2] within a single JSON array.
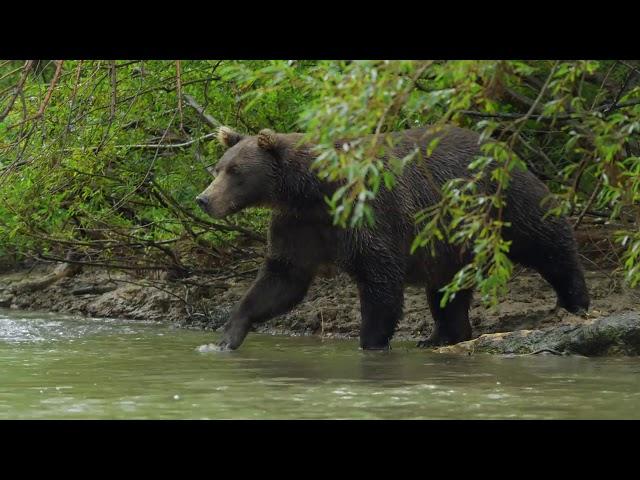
[[214, 258, 314, 351], [356, 278, 404, 350]]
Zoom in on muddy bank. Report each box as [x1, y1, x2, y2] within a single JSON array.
[[0, 262, 639, 355]]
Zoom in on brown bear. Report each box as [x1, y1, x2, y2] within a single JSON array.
[[196, 125, 589, 351]]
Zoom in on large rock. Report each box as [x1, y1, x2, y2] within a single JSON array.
[[85, 285, 176, 321], [436, 312, 640, 356]]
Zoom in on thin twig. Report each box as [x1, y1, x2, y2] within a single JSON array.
[[114, 131, 218, 149], [574, 177, 604, 229], [33, 60, 64, 120], [176, 60, 184, 132], [0, 60, 34, 123], [109, 60, 117, 120]]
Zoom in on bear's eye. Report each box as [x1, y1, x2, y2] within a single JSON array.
[[227, 165, 239, 175]]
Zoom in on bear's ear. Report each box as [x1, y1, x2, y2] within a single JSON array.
[[217, 126, 244, 149], [257, 128, 279, 151]]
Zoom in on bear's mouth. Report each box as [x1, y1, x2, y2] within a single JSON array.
[[202, 200, 242, 219]]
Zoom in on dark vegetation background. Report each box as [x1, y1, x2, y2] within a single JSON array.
[[0, 60, 638, 304]]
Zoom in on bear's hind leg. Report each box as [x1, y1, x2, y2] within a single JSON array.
[[356, 280, 404, 350], [534, 257, 590, 315], [418, 288, 473, 348], [505, 214, 590, 316]]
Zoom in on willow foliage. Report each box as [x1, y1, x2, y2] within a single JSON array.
[[1, 60, 638, 304]]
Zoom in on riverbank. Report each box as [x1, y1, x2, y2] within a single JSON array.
[[1, 262, 639, 355]]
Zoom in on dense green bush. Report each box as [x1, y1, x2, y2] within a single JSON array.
[[1, 60, 638, 304]]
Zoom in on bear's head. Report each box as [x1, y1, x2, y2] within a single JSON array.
[[196, 126, 285, 219]]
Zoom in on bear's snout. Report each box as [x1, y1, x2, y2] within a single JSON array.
[[195, 195, 208, 210], [195, 194, 221, 218], [195, 191, 229, 219]]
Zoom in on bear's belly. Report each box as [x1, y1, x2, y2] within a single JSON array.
[[403, 250, 464, 287], [405, 255, 431, 285]]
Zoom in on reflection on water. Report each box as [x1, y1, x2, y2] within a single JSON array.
[[1, 308, 639, 419]]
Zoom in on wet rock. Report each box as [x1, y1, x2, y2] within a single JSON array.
[[436, 312, 640, 357], [84, 285, 177, 321]]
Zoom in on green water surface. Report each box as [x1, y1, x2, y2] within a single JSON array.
[[1, 308, 639, 419]]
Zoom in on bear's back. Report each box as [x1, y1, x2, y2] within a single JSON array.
[[362, 125, 553, 249], [369, 126, 484, 224]]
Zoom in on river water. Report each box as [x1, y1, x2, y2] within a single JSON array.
[[1, 309, 639, 419]]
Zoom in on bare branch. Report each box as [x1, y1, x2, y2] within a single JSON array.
[[183, 93, 222, 128], [0, 60, 34, 123], [176, 60, 184, 132]]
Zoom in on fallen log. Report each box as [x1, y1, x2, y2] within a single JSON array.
[[9, 260, 81, 295], [434, 312, 640, 357]]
